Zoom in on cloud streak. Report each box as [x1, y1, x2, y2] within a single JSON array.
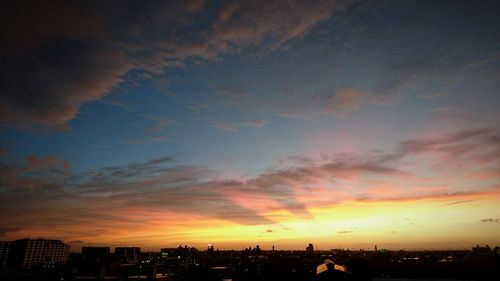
[[214, 119, 269, 132], [480, 218, 499, 223]]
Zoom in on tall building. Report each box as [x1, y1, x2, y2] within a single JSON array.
[[115, 247, 140, 263], [80, 247, 110, 279], [8, 239, 69, 270], [306, 243, 314, 256], [0, 241, 11, 270], [207, 243, 214, 254], [81, 247, 110, 264]]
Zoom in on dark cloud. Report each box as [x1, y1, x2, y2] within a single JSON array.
[[480, 218, 499, 223], [0, 155, 69, 191], [0, 0, 205, 128], [442, 200, 474, 206], [0, 0, 350, 128], [337, 230, 353, 234], [0, 226, 22, 236], [371, 127, 500, 166], [0, 39, 130, 128]]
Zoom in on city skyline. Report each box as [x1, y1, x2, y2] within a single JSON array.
[[1, 1, 499, 252]]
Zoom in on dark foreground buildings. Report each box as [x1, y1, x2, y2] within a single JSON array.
[[115, 247, 141, 264], [0, 240, 499, 281], [4, 239, 69, 270]]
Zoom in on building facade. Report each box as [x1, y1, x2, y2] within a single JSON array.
[[115, 247, 140, 263], [8, 239, 69, 270], [0, 241, 11, 270]]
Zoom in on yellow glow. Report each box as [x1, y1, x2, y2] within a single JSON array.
[[14, 191, 497, 251], [112, 191, 500, 250]]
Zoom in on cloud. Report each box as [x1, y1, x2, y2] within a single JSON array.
[[441, 200, 474, 206], [1, 127, 500, 243], [117, 115, 179, 144], [68, 240, 85, 244], [240, 119, 269, 128], [0, 0, 351, 129], [148, 135, 170, 142], [396, 127, 500, 165], [0, 226, 22, 236], [480, 218, 499, 223], [360, 127, 500, 173], [0, 154, 70, 191], [337, 230, 354, 234], [214, 122, 240, 132], [217, 87, 250, 99], [209, 0, 346, 52], [214, 119, 269, 132], [142, 115, 179, 132], [320, 87, 365, 116], [0, 38, 131, 129], [25, 155, 70, 171], [1, 149, 407, 234]]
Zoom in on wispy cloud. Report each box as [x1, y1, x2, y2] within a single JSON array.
[[217, 87, 250, 99], [0, 226, 22, 236], [480, 218, 499, 223], [315, 87, 366, 116], [214, 119, 269, 132]]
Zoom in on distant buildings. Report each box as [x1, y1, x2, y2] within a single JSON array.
[[80, 247, 111, 279], [115, 246, 140, 263], [472, 244, 493, 255], [81, 246, 110, 264], [207, 243, 214, 254], [306, 243, 314, 256], [7, 239, 69, 270]]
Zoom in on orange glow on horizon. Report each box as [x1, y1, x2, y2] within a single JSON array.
[[10, 190, 498, 252]]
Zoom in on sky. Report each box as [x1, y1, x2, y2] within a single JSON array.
[[0, 0, 499, 252]]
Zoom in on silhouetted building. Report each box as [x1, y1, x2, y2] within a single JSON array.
[[160, 247, 176, 258], [115, 247, 140, 263], [255, 245, 261, 255], [80, 247, 110, 279], [7, 239, 69, 270], [207, 243, 215, 254], [306, 243, 315, 256], [472, 244, 492, 255], [81, 247, 110, 264], [0, 241, 11, 270]]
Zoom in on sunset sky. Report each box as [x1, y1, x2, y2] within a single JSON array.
[[1, 0, 499, 252]]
